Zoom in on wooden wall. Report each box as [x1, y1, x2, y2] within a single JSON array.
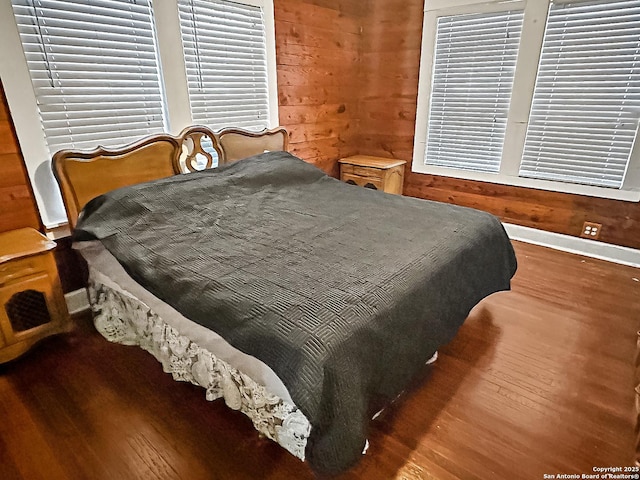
[[356, 0, 640, 250], [274, 0, 365, 177], [0, 81, 41, 234], [357, 1, 422, 164]]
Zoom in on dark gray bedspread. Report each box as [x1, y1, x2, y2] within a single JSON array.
[[74, 151, 517, 474]]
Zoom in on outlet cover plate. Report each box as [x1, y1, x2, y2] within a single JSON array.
[[581, 221, 602, 240]]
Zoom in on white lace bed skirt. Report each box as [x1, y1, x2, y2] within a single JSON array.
[[88, 278, 311, 460]]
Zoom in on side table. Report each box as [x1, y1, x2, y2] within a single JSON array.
[[0, 228, 71, 363]]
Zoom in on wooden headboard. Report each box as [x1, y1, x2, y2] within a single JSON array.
[[52, 125, 288, 229], [217, 127, 289, 164]]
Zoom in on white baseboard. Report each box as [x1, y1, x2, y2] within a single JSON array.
[[64, 288, 90, 315], [503, 222, 640, 268]]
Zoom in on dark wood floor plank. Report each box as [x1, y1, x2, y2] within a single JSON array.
[[0, 240, 638, 479]]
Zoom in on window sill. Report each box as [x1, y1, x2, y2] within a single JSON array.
[[45, 223, 72, 240], [411, 163, 640, 203]]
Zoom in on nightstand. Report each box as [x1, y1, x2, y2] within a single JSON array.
[[0, 228, 71, 363], [338, 155, 406, 195]]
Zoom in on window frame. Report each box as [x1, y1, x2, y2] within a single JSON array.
[[0, 0, 279, 228], [413, 0, 640, 202]]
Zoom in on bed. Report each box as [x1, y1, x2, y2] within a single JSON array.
[[52, 125, 517, 475]]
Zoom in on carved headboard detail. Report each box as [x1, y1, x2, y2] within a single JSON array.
[[52, 126, 288, 228], [178, 125, 221, 172], [215, 127, 289, 165]]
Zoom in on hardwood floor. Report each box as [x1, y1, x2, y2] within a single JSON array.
[[1, 241, 638, 479]]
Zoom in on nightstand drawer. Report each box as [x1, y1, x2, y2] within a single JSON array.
[[339, 155, 406, 195], [341, 164, 382, 178], [0, 257, 43, 286], [342, 173, 384, 190]]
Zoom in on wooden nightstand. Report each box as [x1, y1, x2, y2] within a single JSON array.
[[0, 228, 71, 363], [338, 155, 406, 195]]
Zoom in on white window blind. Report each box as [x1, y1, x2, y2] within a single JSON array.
[[11, 0, 165, 154], [425, 10, 524, 173], [520, 0, 640, 188], [178, 0, 269, 131]]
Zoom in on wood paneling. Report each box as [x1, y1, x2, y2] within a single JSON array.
[[0, 82, 41, 234], [355, 0, 640, 249], [1, 242, 637, 478], [274, 0, 365, 178]]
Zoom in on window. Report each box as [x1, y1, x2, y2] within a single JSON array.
[[426, 9, 524, 173], [0, 0, 277, 227], [178, 0, 270, 130], [413, 0, 640, 201], [519, 0, 640, 188], [11, 0, 165, 153]]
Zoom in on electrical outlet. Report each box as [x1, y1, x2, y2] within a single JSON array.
[[581, 221, 602, 240]]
